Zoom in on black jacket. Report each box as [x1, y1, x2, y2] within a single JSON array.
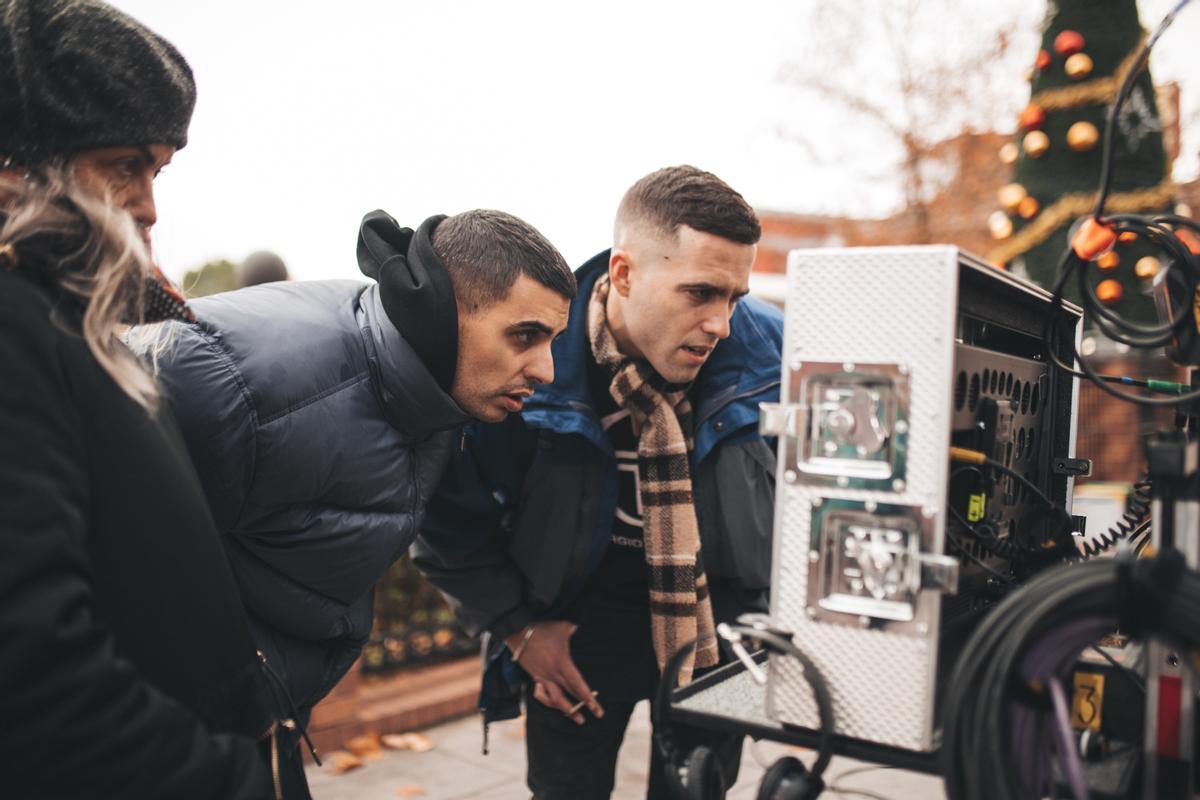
[[0, 266, 277, 798], [141, 214, 468, 713], [414, 251, 783, 722], [148, 277, 469, 715]]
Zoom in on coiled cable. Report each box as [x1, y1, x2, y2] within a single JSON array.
[[941, 551, 1200, 800], [1076, 477, 1153, 558]]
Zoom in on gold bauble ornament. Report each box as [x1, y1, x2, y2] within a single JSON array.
[[1135, 256, 1161, 280], [1067, 121, 1099, 152], [1064, 53, 1094, 80], [999, 142, 1020, 165], [988, 211, 1014, 240], [997, 183, 1028, 212], [1096, 251, 1120, 271], [1095, 279, 1123, 305], [1023, 130, 1050, 158]]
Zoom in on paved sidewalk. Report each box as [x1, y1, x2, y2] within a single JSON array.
[[306, 701, 946, 799]]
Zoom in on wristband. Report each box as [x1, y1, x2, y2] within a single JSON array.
[[510, 624, 536, 663]]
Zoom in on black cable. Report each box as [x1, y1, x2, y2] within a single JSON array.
[[1037, 0, 1200, 411], [653, 632, 835, 784], [941, 554, 1200, 800], [1095, 0, 1192, 217], [1076, 478, 1153, 558], [1088, 644, 1145, 695], [737, 627, 836, 779]]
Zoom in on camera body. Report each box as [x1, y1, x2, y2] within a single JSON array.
[[761, 246, 1082, 752]]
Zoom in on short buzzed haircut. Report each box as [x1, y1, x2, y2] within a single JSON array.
[[617, 165, 761, 245], [432, 209, 576, 314]]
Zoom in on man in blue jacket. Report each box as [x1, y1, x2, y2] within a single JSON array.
[[145, 207, 575, 796], [415, 166, 782, 798]]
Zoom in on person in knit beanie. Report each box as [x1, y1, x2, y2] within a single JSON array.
[[0, 1, 296, 797], [0, 0, 195, 165]]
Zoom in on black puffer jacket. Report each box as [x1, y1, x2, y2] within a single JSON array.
[[0, 266, 277, 797], [149, 213, 469, 714]]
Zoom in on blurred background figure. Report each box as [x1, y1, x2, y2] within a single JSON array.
[[239, 249, 290, 287]]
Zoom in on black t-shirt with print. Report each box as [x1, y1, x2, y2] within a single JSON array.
[[580, 354, 650, 610], [562, 355, 659, 703]]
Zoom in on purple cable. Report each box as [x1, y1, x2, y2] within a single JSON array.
[[1050, 678, 1089, 799], [1011, 616, 1117, 799]]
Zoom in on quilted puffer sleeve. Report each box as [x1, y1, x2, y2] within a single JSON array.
[[139, 319, 258, 532]]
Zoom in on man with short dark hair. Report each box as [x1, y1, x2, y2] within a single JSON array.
[[142, 207, 575, 796], [415, 166, 782, 798]]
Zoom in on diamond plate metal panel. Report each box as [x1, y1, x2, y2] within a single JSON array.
[[765, 246, 960, 752]]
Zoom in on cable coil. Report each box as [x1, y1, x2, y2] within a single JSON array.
[[1076, 478, 1153, 558], [941, 552, 1200, 800]]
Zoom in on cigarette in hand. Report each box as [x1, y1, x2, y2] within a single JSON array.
[[566, 691, 600, 716]]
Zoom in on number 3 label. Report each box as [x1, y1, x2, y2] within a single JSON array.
[[1071, 671, 1105, 732]]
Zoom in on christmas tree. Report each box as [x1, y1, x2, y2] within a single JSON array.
[[987, 0, 1174, 322]]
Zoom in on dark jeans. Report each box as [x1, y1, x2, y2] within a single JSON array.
[[523, 601, 743, 800]]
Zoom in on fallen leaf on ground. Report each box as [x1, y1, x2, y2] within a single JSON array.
[[395, 785, 426, 797], [325, 750, 364, 774], [346, 732, 384, 759], [381, 732, 435, 752]]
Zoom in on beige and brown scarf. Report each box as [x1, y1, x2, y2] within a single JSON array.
[[588, 275, 718, 685]]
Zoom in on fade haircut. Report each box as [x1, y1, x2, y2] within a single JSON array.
[[616, 165, 761, 246], [432, 209, 576, 315]]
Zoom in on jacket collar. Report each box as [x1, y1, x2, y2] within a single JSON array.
[[359, 283, 469, 439], [527, 249, 781, 422]]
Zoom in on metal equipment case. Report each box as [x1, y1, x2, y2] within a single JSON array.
[[761, 245, 1082, 752]]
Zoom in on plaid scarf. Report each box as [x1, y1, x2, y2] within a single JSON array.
[[587, 275, 718, 685]]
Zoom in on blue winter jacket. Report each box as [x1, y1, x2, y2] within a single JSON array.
[[413, 251, 783, 724], [149, 279, 468, 713]]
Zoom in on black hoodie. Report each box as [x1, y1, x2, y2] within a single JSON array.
[[356, 211, 458, 394]]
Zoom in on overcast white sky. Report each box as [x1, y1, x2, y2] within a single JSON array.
[[108, 0, 1200, 284]]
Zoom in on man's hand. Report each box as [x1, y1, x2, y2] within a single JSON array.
[[506, 620, 604, 724]]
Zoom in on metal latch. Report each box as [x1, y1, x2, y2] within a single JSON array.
[[918, 553, 959, 594], [759, 402, 800, 438]]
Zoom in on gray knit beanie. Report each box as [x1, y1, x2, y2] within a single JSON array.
[[0, 0, 196, 166]]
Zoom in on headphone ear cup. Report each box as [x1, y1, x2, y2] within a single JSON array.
[[684, 745, 726, 800], [756, 756, 814, 800]]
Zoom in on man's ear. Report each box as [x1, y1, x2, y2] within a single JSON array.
[[609, 249, 633, 298]]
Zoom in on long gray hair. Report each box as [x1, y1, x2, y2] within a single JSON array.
[[1, 165, 167, 411]]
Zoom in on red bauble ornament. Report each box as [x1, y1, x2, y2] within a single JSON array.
[[1054, 30, 1085, 56], [1035, 50, 1052, 70], [1019, 104, 1046, 131]]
